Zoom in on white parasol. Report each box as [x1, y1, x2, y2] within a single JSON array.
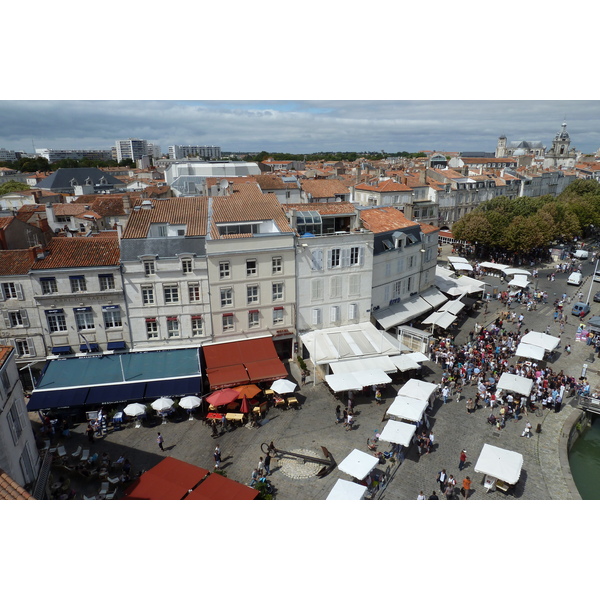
[[151, 397, 174, 412], [124, 403, 146, 417], [270, 379, 297, 394], [179, 396, 201, 410]]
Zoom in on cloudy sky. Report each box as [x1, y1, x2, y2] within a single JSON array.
[[1, 100, 599, 156]]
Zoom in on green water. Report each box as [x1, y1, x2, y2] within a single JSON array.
[[569, 417, 600, 499]]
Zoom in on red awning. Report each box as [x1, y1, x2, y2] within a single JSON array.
[[203, 337, 287, 390], [185, 472, 259, 500], [123, 457, 210, 500]]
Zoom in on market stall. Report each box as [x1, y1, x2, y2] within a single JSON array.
[[378, 419, 417, 447], [520, 331, 560, 353], [515, 342, 545, 362], [398, 379, 438, 402], [337, 449, 380, 481], [326, 479, 368, 500], [474, 443, 523, 493], [496, 373, 534, 398], [386, 395, 428, 423], [325, 373, 362, 393]]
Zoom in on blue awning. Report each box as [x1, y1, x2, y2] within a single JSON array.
[[27, 387, 89, 411], [86, 382, 147, 406], [144, 376, 202, 399], [52, 346, 72, 355], [107, 341, 126, 350], [79, 343, 100, 352]]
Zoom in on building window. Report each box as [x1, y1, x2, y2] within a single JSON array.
[[330, 305, 340, 323], [70, 277, 87, 293], [272, 282, 284, 302], [247, 285, 259, 305], [47, 313, 67, 332], [103, 307, 122, 328], [272, 256, 283, 274], [1, 282, 22, 300], [15, 339, 34, 357], [248, 310, 260, 328], [146, 319, 158, 339], [219, 261, 230, 279], [273, 307, 284, 325], [142, 285, 155, 305], [220, 288, 233, 308], [350, 246, 363, 266], [41, 278, 57, 294], [6, 310, 27, 328], [143, 260, 156, 276], [163, 284, 179, 304], [181, 258, 193, 274], [188, 283, 201, 303], [246, 259, 257, 276], [328, 248, 341, 268], [330, 276, 342, 299], [191, 316, 204, 337], [222, 314, 234, 332], [167, 317, 180, 338], [393, 280, 402, 298], [75, 311, 94, 330], [99, 274, 115, 290], [311, 279, 323, 302], [348, 303, 358, 320], [348, 274, 360, 296], [312, 307, 321, 325], [7, 402, 23, 445]]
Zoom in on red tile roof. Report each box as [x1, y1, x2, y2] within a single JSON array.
[[0, 468, 34, 500], [30, 236, 120, 270], [300, 179, 350, 198], [254, 174, 297, 190], [355, 179, 412, 193], [0, 345, 13, 367], [0, 217, 15, 230], [360, 207, 419, 233], [0, 249, 37, 275], [122, 197, 209, 239]]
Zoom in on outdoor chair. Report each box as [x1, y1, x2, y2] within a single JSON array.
[[104, 490, 117, 500], [57, 446, 67, 459], [80, 449, 90, 463], [107, 476, 120, 485], [83, 495, 96, 500], [98, 482, 109, 499], [71, 446, 82, 459]]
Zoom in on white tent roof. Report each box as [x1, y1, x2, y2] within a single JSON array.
[[406, 351, 430, 363], [337, 449, 380, 480], [325, 373, 362, 393], [353, 369, 392, 387], [386, 395, 428, 422], [503, 268, 532, 276], [508, 276, 530, 288], [479, 261, 510, 271], [520, 331, 560, 352], [420, 286, 448, 309], [448, 256, 470, 264], [497, 373, 533, 397], [474, 443, 523, 484], [330, 355, 397, 374], [378, 420, 416, 447], [300, 322, 400, 365], [326, 478, 367, 500], [390, 354, 421, 372], [421, 311, 457, 329], [375, 296, 432, 329], [399, 378, 438, 400], [448, 257, 473, 271], [441, 298, 466, 314], [515, 342, 545, 361]]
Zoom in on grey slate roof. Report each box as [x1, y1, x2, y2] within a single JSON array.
[[35, 168, 124, 191]]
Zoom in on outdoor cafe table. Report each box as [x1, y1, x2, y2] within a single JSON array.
[[206, 412, 224, 421]]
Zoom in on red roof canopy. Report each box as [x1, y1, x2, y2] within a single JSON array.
[[185, 472, 259, 500]]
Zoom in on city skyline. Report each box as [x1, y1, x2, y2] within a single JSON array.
[[1, 100, 599, 158]]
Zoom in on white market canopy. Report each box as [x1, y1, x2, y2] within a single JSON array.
[[330, 355, 397, 374], [390, 354, 421, 372], [520, 330, 560, 352], [325, 373, 362, 393], [300, 322, 400, 365], [508, 275, 530, 288], [479, 261, 510, 272], [406, 351, 430, 363], [474, 443, 523, 485], [399, 378, 438, 400], [386, 395, 428, 423], [337, 449, 380, 481], [515, 342, 545, 361], [378, 419, 416, 447], [448, 257, 473, 271], [375, 295, 432, 329], [421, 311, 457, 330], [326, 479, 367, 500], [440, 298, 466, 315], [353, 369, 392, 387], [448, 256, 470, 264], [503, 268, 532, 277], [420, 286, 449, 309], [497, 373, 534, 397]]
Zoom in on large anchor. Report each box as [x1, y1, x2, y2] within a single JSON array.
[[261, 442, 336, 478]]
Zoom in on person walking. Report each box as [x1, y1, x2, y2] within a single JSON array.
[[417, 490, 426, 500], [458, 449, 467, 471], [264, 451, 272, 476], [257, 456, 265, 477], [335, 405, 343, 424], [86, 422, 95, 444], [213, 444, 222, 470], [157, 432, 165, 451], [429, 490, 439, 500], [461, 476, 472, 499], [437, 468, 448, 492]]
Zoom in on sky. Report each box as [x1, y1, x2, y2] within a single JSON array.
[[1, 99, 599, 156]]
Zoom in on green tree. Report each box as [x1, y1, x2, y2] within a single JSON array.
[[0, 181, 31, 195]]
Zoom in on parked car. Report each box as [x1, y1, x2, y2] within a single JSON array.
[[567, 272, 583, 286], [572, 301, 590, 317], [594, 291, 600, 302]]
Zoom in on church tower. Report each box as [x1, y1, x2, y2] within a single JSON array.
[[543, 122, 577, 169], [496, 134, 507, 158]]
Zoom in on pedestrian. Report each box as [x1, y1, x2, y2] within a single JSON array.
[[345, 412, 354, 431], [257, 456, 265, 476], [211, 421, 219, 438], [213, 444, 221, 470], [521, 422, 532, 438], [417, 490, 426, 500], [335, 405, 342, 423], [157, 432, 165, 451], [565, 344, 571, 355], [375, 388, 382, 404], [264, 452, 272, 476], [461, 476, 471, 499], [86, 422, 95, 444], [301, 370, 307, 385], [429, 490, 439, 500], [221, 413, 227, 434], [437, 468, 447, 492], [458, 449, 467, 471], [250, 468, 258, 487]]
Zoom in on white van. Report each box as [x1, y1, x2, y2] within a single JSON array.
[[574, 249, 589, 259], [594, 271, 600, 283], [567, 272, 583, 286]]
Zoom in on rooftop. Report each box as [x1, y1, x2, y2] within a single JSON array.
[[30, 236, 120, 270], [360, 206, 420, 233], [0, 249, 37, 275]]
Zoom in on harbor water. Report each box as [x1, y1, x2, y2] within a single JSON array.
[[569, 416, 600, 500]]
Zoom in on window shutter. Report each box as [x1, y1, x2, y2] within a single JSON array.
[[312, 307, 321, 325], [341, 247, 350, 267], [0, 286, 4, 301], [15, 283, 24, 300], [348, 303, 357, 320], [311, 249, 323, 271], [26, 338, 36, 357], [349, 274, 360, 296], [2, 310, 10, 328], [20, 310, 29, 328], [330, 305, 340, 322], [311, 279, 323, 302], [358, 247, 364, 266], [326, 249, 333, 269]]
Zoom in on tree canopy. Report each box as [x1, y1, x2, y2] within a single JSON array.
[[0, 180, 31, 195]]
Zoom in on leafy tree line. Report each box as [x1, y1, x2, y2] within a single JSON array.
[[244, 150, 426, 163], [0, 157, 135, 173], [451, 179, 600, 254]]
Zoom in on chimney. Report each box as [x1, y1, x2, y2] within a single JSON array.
[[419, 169, 426, 185], [29, 245, 46, 261]]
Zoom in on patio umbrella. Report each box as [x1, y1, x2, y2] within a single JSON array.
[[233, 384, 262, 399], [240, 396, 250, 413], [124, 403, 146, 417], [179, 396, 201, 410], [270, 379, 297, 394], [151, 397, 174, 412], [207, 388, 240, 407]]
